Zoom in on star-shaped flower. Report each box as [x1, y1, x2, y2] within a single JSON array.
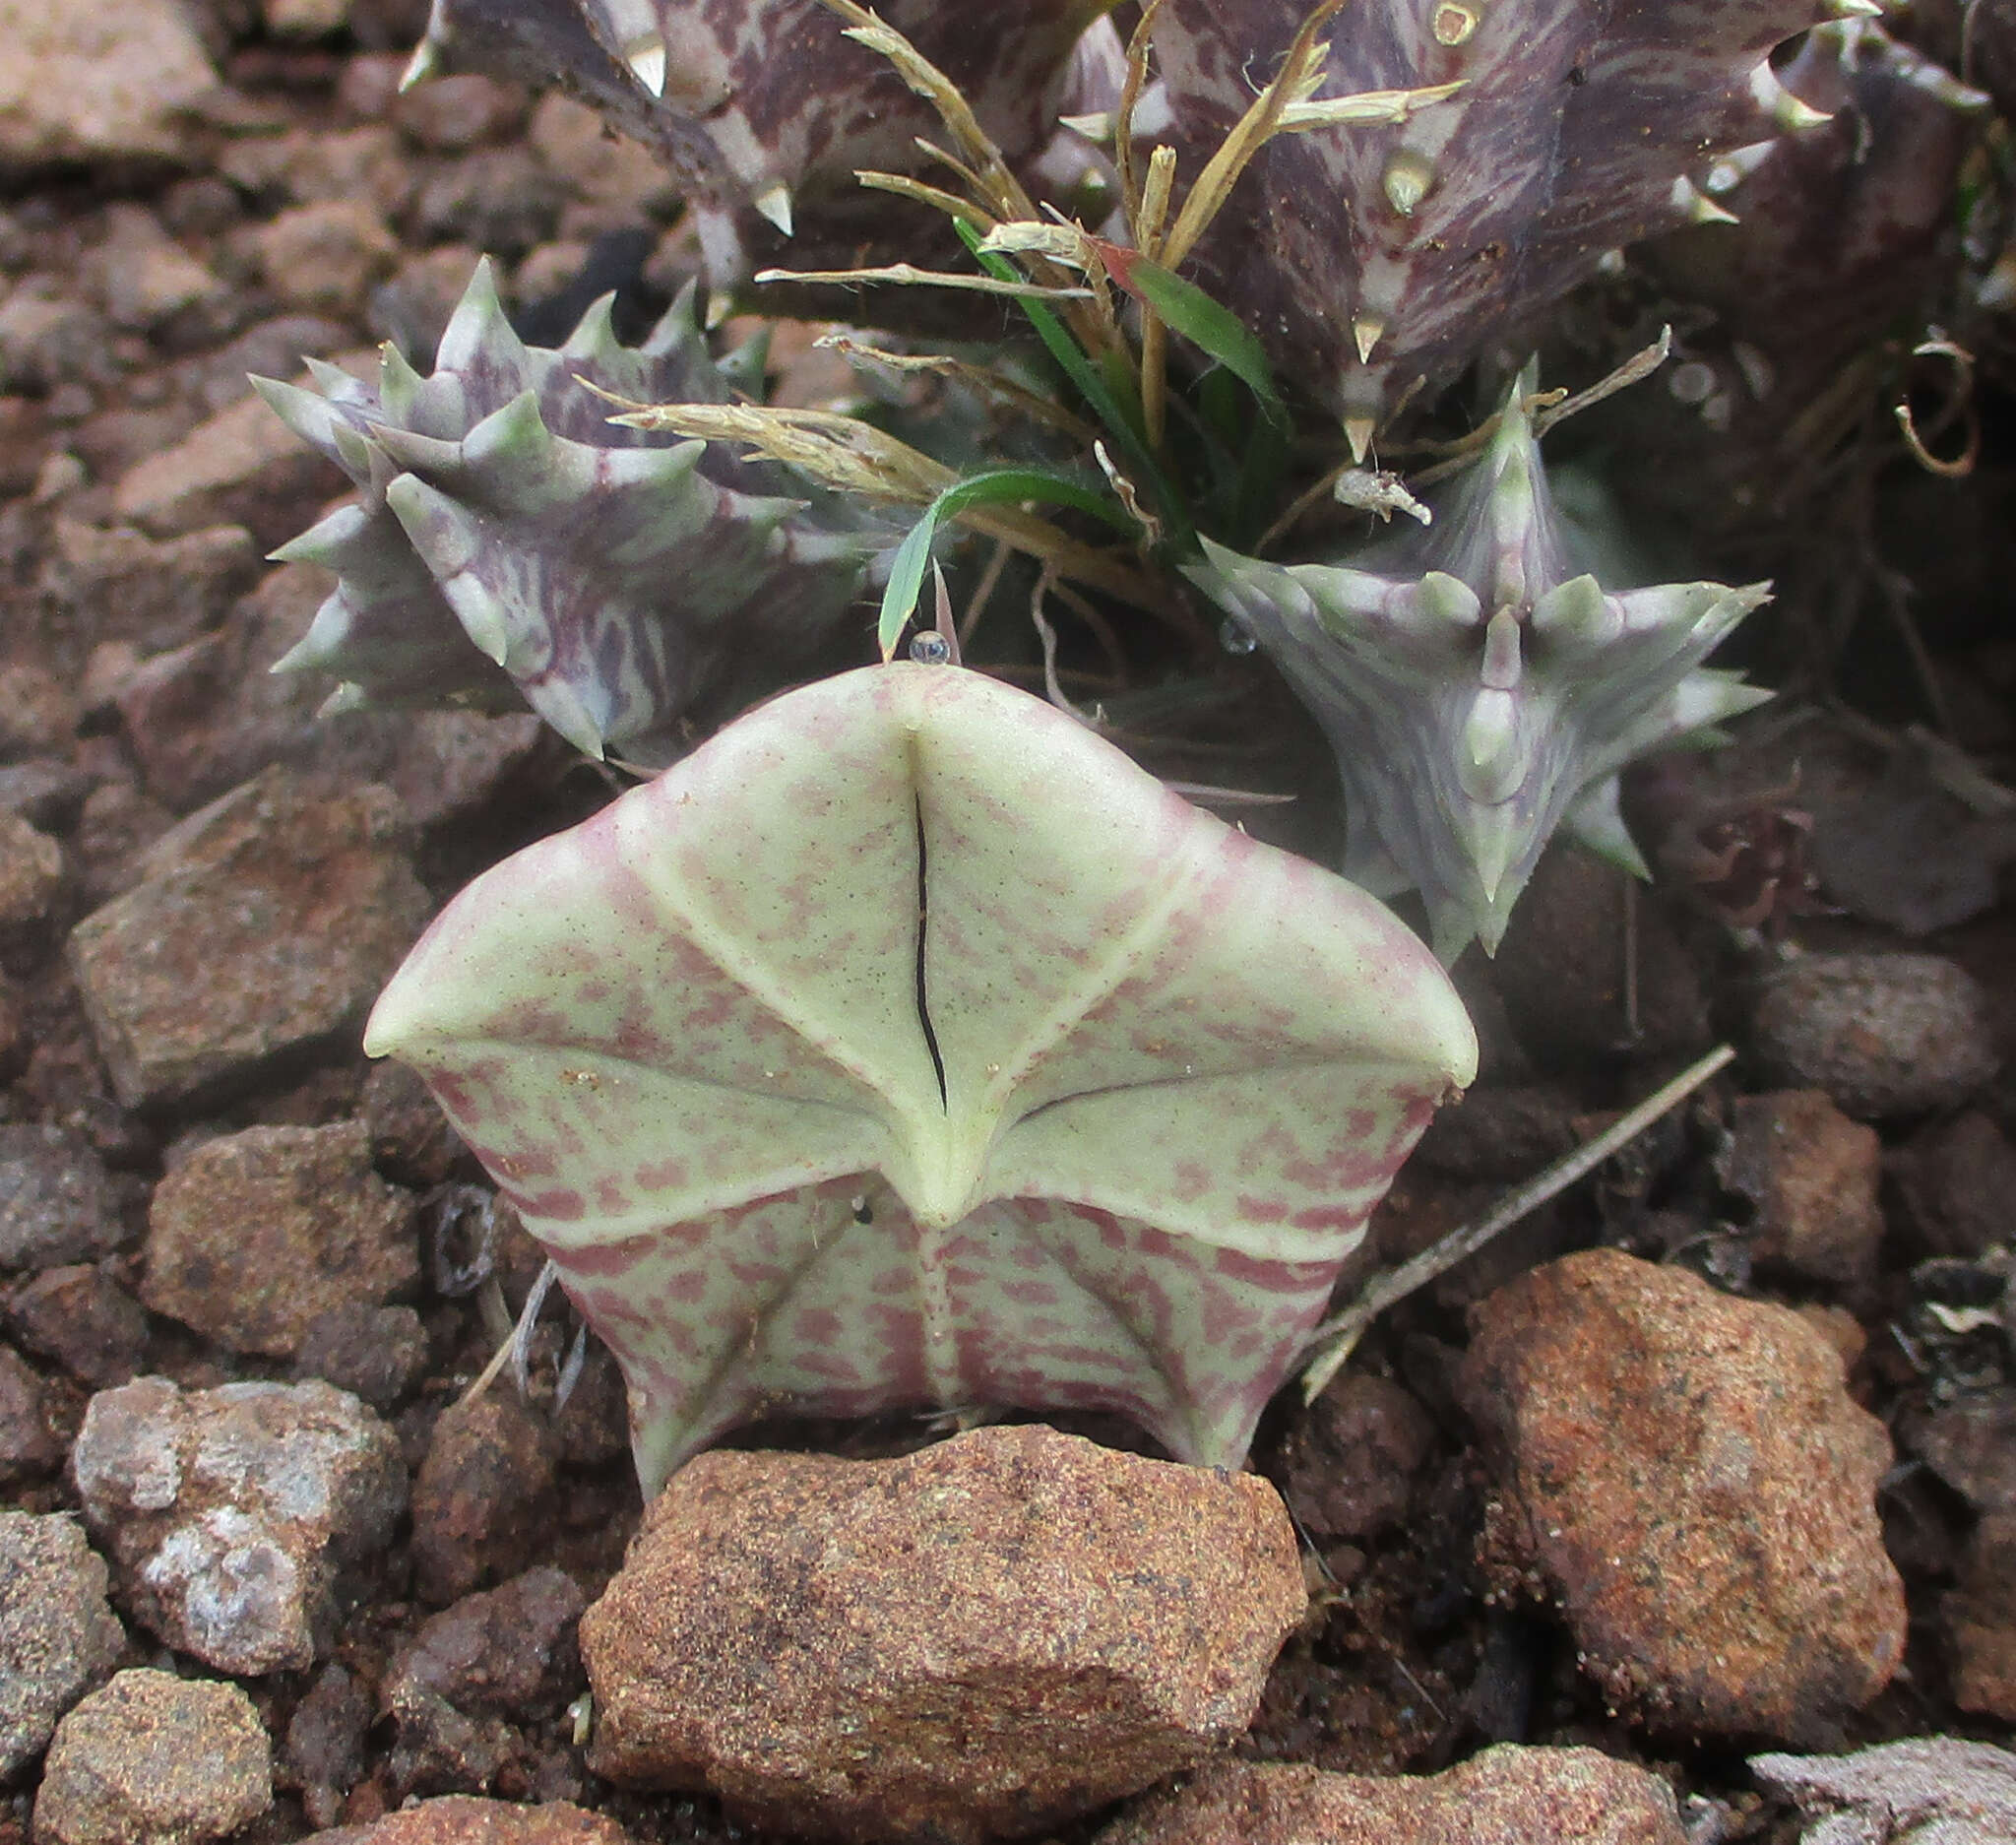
[[366, 664, 1476, 1491], [1190, 372, 1772, 961]]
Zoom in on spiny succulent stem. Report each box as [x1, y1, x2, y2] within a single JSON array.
[[1159, 0, 1346, 270]]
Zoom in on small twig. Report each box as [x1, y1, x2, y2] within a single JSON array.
[[958, 538, 1013, 650], [1298, 1043, 1737, 1401], [1030, 567, 1099, 725], [1531, 326, 1672, 438], [753, 263, 1092, 301]]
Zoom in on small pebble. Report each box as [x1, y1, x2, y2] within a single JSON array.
[[0, 1511, 125, 1778], [34, 1669, 271, 1845], [1460, 1249, 1905, 1742], [1747, 953, 1999, 1119], [410, 1393, 559, 1607]]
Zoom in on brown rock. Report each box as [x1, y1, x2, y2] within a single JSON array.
[[112, 375, 356, 546], [1460, 1249, 1905, 1743], [1946, 1511, 2016, 1721], [0, 1, 217, 172], [33, 1670, 271, 1845], [1747, 953, 2000, 1120], [87, 206, 228, 338], [1280, 1372, 1437, 1542], [219, 124, 412, 216], [392, 74, 529, 152], [144, 1121, 417, 1358], [39, 519, 261, 652], [1890, 1111, 2016, 1259], [0, 1342, 56, 1478], [1908, 1389, 2016, 1515], [410, 1394, 560, 1608], [0, 1511, 126, 1778], [0, 661, 76, 757], [285, 1661, 372, 1812], [74, 779, 174, 907], [67, 766, 431, 1113], [322, 1797, 630, 1845], [1096, 1746, 1686, 1845], [72, 1376, 408, 1676], [387, 1566, 586, 1722], [254, 200, 399, 319], [1488, 845, 1710, 1072], [4, 1264, 148, 1387], [0, 1123, 120, 1271], [293, 1302, 430, 1410], [1721, 1091, 1884, 1289], [581, 1425, 1305, 1844], [0, 806, 66, 955]]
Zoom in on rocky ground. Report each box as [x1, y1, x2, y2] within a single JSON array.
[[3, 3, 2016, 1844]]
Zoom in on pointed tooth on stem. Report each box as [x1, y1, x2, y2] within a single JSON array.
[[1431, 2, 1479, 44], [1670, 175, 1738, 225], [1749, 61, 1832, 129], [1381, 150, 1435, 217], [1352, 315, 1384, 363], [1705, 140, 1776, 195], [624, 31, 667, 97], [753, 182, 794, 236], [399, 37, 444, 91], [1345, 414, 1375, 464]]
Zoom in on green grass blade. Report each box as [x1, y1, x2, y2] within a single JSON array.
[[876, 467, 1136, 657]]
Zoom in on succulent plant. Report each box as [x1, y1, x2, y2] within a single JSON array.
[[1603, 21, 1989, 540], [1145, 0, 1874, 447], [255, 259, 871, 765], [1190, 371, 1773, 961], [364, 663, 1477, 1493], [402, 0, 1118, 290]]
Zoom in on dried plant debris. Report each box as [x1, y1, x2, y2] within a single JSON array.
[[1190, 370, 1770, 960], [1146, 0, 1866, 435], [255, 260, 870, 765], [1750, 1737, 2016, 1845]]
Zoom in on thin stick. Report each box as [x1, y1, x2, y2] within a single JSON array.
[[1297, 1043, 1737, 1402]]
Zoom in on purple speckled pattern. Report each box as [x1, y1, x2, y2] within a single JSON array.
[[1191, 374, 1772, 961], [366, 665, 1477, 1492], [407, 0, 1108, 285], [255, 260, 868, 764], [1151, 0, 1843, 427]]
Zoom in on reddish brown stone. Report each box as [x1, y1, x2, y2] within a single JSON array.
[[316, 1797, 631, 1845], [582, 1425, 1305, 1844], [1096, 1747, 1686, 1845], [67, 767, 431, 1112], [1721, 1091, 1883, 1288], [1460, 1249, 1905, 1743], [144, 1121, 418, 1357], [1947, 1511, 2016, 1721], [410, 1395, 560, 1608]]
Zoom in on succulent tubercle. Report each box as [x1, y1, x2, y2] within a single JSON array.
[[364, 663, 1477, 1492], [255, 259, 871, 766], [1190, 371, 1772, 962], [1149, 0, 1874, 441]]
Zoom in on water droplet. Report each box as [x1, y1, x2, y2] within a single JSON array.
[[909, 631, 952, 665], [1219, 617, 1258, 656]]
